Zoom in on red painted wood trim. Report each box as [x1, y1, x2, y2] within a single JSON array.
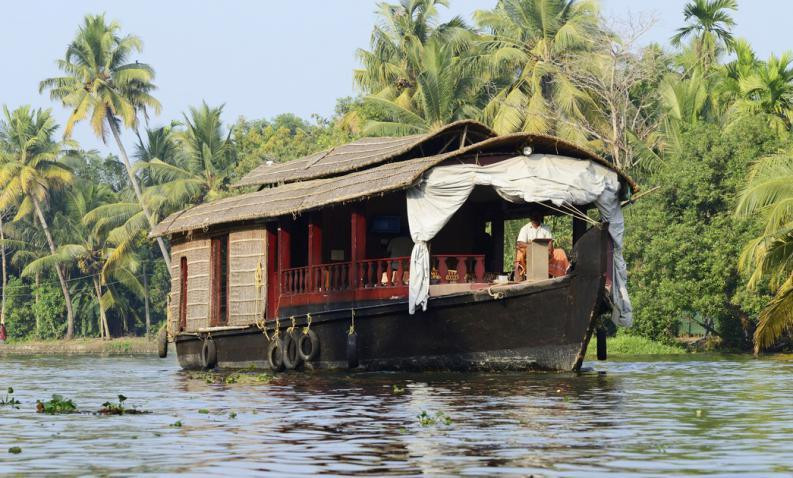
[[308, 213, 322, 266], [278, 286, 410, 308], [350, 209, 366, 287], [277, 223, 291, 272], [308, 213, 322, 293], [266, 223, 278, 320]]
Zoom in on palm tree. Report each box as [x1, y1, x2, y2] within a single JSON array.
[[0, 210, 7, 328], [0, 106, 76, 338], [26, 182, 144, 338], [3, 219, 48, 336], [735, 149, 793, 352], [355, 0, 474, 99], [671, 0, 737, 71], [39, 14, 171, 272], [730, 52, 793, 136], [473, 0, 601, 139], [136, 103, 235, 210], [657, 71, 713, 156], [363, 40, 482, 135]]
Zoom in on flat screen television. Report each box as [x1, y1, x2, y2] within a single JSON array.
[[372, 215, 401, 234]]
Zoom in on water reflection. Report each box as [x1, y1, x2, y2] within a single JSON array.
[[0, 354, 791, 475]]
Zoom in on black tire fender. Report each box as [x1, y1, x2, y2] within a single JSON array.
[[347, 332, 359, 369], [282, 331, 304, 370], [201, 338, 217, 370], [298, 330, 320, 362], [267, 337, 286, 372], [157, 326, 168, 358]]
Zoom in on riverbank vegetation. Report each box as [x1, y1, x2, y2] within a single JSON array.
[[0, 0, 791, 352], [0, 337, 157, 355], [587, 332, 687, 358]]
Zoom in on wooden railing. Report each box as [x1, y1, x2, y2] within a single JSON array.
[[356, 257, 410, 288], [280, 254, 486, 297], [432, 255, 486, 284]]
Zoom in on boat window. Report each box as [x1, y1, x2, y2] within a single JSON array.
[[179, 256, 187, 331], [212, 235, 229, 325]]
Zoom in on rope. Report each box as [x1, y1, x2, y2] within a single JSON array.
[[348, 309, 356, 335], [487, 286, 504, 300], [559, 202, 599, 226], [253, 260, 270, 340], [287, 316, 296, 335], [537, 201, 599, 226], [302, 313, 312, 335]]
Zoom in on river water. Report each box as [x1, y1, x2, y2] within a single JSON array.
[[1, 354, 792, 477]]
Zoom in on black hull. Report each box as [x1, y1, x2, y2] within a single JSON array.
[[175, 226, 608, 372]]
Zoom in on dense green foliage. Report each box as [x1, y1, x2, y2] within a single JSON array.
[[626, 117, 779, 347], [1, 0, 792, 351]]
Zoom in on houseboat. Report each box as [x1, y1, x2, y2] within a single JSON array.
[[151, 121, 637, 372]]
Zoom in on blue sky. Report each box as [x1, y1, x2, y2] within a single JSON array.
[[0, 0, 789, 154]]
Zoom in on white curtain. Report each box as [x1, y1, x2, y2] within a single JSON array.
[[406, 154, 633, 326]]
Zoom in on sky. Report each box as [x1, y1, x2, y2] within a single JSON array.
[[1, 0, 790, 155]]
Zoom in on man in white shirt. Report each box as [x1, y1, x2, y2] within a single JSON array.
[[517, 212, 552, 243], [513, 212, 553, 281]]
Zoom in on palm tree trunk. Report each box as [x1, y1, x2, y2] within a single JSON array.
[[106, 113, 172, 273], [92, 276, 109, 340], [0, 212, 6, 326], [31, 196, 75, 340], [143, 261, 151, 336], [35, 272, 40, 337]]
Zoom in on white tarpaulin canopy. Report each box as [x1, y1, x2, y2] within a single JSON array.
[[406, 153, 633, 327]]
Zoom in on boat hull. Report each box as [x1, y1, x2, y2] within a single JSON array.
[[175, 226, 608, 372]]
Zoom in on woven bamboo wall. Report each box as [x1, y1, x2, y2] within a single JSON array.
[[170, 239, 211, 332], [227, 229, 267, 326]]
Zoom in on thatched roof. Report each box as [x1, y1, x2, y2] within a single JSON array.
[[152, 132, 637, 238], [233, 120, 496, 188]]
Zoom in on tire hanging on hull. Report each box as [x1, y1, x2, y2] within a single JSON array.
[[283, 331, 303, 370], [201, 338, 217, 369], [267, 337, 286, 372], [158, 327, 168, 358], [298, 330, 320, 362]]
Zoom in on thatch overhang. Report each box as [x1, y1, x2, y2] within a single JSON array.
[[232, 120, 496, 188], [152, 132, 637, 238]]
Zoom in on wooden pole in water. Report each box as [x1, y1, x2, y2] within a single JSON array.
[[596, 327, 607, 360]]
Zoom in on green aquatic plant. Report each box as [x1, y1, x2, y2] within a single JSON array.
[[8, 446, 21, 454], [418, 410, 453, 427], [36, 394, 77, 414], [224, 372, 273, 385], [198, 408, 209, 414], [98, 394, 148, 415], [392, 385, 405, 394], [0, 387, 20, 408], [229, 411, 237, 419], [169, 420, 182, 427]]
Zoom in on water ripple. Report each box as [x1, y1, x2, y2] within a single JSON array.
[[0, 354, 792, 476]]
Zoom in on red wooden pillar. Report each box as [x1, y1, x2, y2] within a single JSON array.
[[308, 213, 323, 292], [265, 223, 278, 320], [278, 222, 291, 270], [350, 207, 366, 288], [277, 221, 291, 302]]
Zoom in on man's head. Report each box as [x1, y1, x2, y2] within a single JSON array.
[[529, 211, 544, 227]]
